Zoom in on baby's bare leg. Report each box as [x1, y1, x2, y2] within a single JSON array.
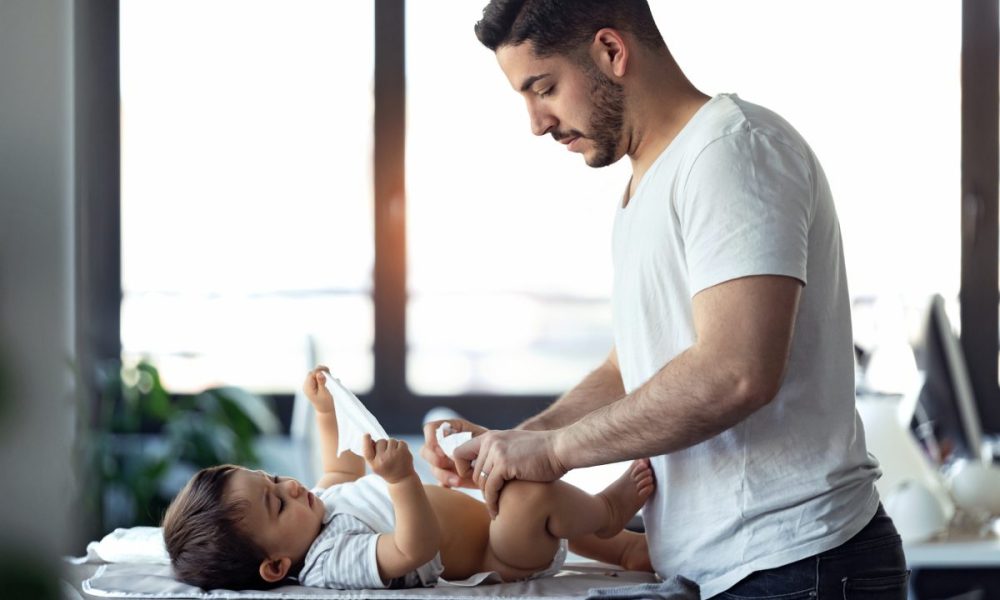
[[483, 460, 654, 579], [569, 531, 653, 572]]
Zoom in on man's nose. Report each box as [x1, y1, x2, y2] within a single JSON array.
[[528, 103, 556, 137]]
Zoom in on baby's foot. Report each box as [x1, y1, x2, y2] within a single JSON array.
[[595, 459, 655, 538]]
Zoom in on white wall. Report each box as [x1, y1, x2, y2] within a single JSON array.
[[0, 0, 76, 567]]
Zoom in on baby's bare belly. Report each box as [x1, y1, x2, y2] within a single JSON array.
[[423, 484, 491, 579]]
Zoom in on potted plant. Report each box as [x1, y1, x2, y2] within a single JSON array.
[[89, 361, 280, 534]]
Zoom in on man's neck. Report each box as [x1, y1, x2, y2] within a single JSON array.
[[626, 89, 710, 196]]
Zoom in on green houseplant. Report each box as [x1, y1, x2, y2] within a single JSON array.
[[92, 361, 280, 533]]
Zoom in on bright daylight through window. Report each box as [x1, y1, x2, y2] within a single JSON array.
[[122, 1, 961, 398], [120, 0, 375, 393], [406, 0, 960, 395]]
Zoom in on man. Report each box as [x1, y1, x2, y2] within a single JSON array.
[[421, 1, 907, 598]]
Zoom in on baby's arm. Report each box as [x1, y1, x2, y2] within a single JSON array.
[[362, 434, 442, 583], [304, 366, 366, 488]]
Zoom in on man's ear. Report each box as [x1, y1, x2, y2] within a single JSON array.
[[259, 557, 292, 583], [590, 28, 629, 79]]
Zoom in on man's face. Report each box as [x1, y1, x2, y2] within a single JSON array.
[[226, 468, 325, 564], [496, 42, 625, 168]]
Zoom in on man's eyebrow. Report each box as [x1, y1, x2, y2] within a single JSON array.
[[519, 73, 550, 92]]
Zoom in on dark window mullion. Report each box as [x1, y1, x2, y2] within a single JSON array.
[[76, 1, 122, 428], [960, 0, 1000, 432], [373, 0, 408, 429]]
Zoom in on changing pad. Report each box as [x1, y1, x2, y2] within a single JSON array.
[[82, 562, 659, 599]]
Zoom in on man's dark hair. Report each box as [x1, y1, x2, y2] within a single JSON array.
[[474, 0, 665, 57], [162, 464, 280, 590]]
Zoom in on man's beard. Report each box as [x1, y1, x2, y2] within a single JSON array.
[[583, 66, 625, 168]]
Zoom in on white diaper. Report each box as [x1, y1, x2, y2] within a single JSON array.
[[526, 538, 569, 580], [409, 538, 569, 588]]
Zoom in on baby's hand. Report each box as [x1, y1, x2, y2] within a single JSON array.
[[362, 434, 416, 484], [303, 365, 334, 414]]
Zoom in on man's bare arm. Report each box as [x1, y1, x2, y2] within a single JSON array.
[[518, 348, 626, 431], [554, 275, 802, 468]]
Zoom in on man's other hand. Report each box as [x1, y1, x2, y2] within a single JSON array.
[[454, 429, 568, 519], [420, 418, 488, 488]]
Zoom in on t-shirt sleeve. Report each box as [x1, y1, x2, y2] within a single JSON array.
[[298, 515, 386, 589], [677, 129, 813, 296]]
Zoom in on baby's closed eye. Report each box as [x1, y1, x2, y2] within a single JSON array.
[[273, 474, 285, 512]]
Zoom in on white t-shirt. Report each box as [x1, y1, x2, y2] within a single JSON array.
[[612, 93, 881, 598]]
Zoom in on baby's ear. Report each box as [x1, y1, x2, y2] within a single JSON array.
[[259, 557, 291, 583]]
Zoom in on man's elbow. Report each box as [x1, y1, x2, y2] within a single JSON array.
[[731, 369, 784, 414]]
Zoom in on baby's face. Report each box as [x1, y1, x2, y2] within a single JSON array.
[[226, 468, 325, 564]]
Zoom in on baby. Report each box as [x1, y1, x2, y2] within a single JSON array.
[[162, 366, 654, 590]]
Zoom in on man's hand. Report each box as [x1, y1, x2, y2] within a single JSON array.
[[362, 434, 417, 484], [303, 365, 334, 414], [453, 429, 568, 519], [420, 418, 488, 488]]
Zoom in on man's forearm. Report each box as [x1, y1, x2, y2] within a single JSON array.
[[554, 346, 768, 469], [518, 360, 625, 431]]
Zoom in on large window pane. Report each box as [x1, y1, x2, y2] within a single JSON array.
[[406, 2, 960, 396], [405, 2, 628, 395], [120, 0, 375, 393], [652, 1, 961, 302]]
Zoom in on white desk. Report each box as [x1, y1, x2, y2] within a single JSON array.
[[905, 531, 1000, 600], [905, 532, 1000, 568]]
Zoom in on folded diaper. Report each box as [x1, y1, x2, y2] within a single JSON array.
[[435, 422, 473, 459], [322, 375, 390, 457]]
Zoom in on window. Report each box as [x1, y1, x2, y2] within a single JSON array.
[[653, 1, 961, 302], [102, 1, 995, 432], [405, 1, 628, 395], [119, 0, 375, 393]]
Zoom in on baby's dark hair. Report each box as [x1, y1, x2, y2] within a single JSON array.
[[474, 0, 666, 57], [162, 464, 279, 590]]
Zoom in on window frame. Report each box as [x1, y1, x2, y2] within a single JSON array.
[[78, 0, 999, 435], [959, 0, 1000, 432]]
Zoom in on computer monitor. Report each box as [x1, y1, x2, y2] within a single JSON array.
[[912, 294, 984, 464]]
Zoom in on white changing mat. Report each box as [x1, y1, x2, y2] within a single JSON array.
[[82, 562, 659, 599]]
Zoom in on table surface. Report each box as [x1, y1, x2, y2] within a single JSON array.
[[905, 529, 1000, 567]]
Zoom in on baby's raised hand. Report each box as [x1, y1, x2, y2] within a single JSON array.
[[362, 434, 416, 484], [303, 365, 334, 414]]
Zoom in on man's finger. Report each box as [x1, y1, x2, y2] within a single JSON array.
[[484, 472, 506, 519], [453, 434, 483, 462], [454, 456, 473, 479], [419, 432, 453, 469], [422, 420, 441, 452], [433, 466, 473, 489]]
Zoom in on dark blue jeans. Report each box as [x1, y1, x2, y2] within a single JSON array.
[[714, 504, 908, 600]]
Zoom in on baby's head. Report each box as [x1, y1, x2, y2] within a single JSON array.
[[162, 464, 325, 589]]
